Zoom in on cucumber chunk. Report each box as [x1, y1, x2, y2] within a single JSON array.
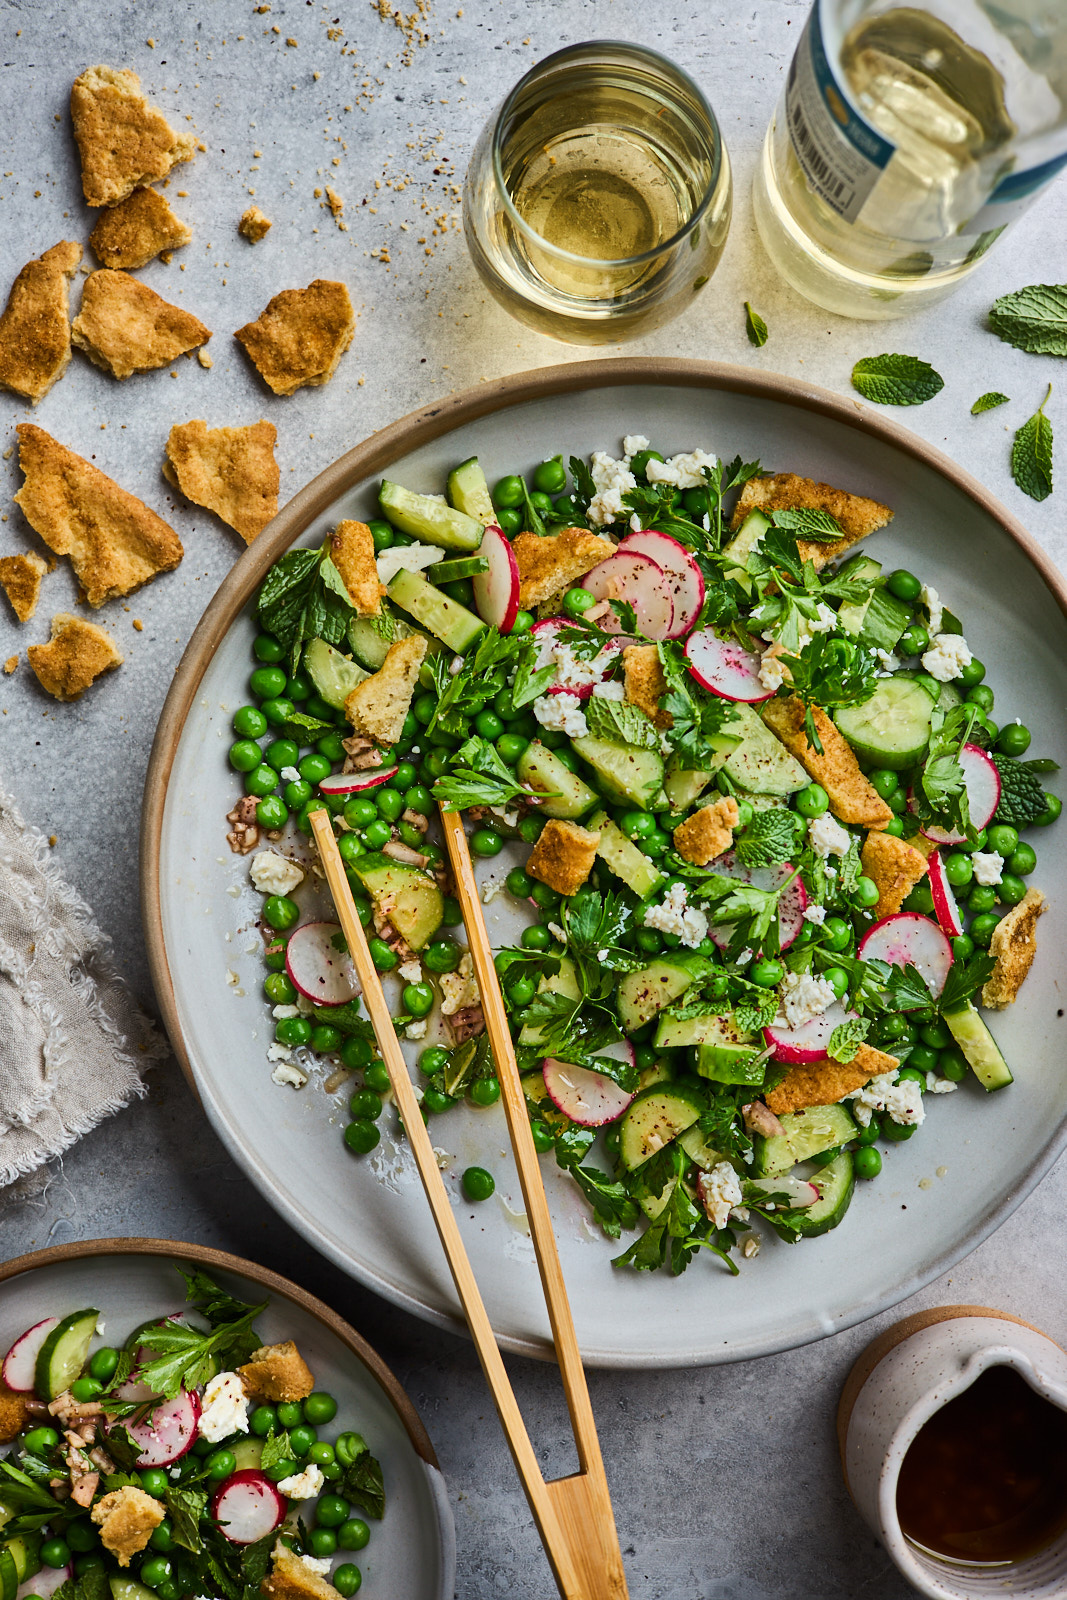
[[230, 1437, 266, 1471], [516, 742, 598, 820], [304, 636, 369, 710], [663, 757, 725, 812], [616, 954, 716, 1032], [587, 809, 664, 899], [0, 1549, 18, 1600], [631, 1144, 685, 1219], [678, 1123, 724, 1171], [426, 555, 490, 584], [944, 1001, 1013, 1091], [729, 702, 809, 795], [35, 1307, 99, 1400], [695, 1029, 766, 1087], [446, 456, 496, 525], [347, 606, 416, 671], [721, 509, 770, 588], [1, 1536, 40, 1591], [387, 568, 486, 653], [570, 735, 664, 809], [752, 1102, 859, 1178], [792, 1150, 855, 1238], [110, 1577, 160, 1600], [833, 676, 935, 771], [351, 853, 444, 950], [379, 479, 484, 551], [619, 1084, 704, 1171]]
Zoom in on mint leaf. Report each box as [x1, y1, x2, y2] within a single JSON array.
[[165, 1487, 208, 1553], [744, 301, 768, 347], [827, 1016, 869, 1064], [851, 354, 944, 406], [971, 391, 1010, 415], [769, 506, 843, 543], [1011, 385, 1054, 502], [584, 694, 659, 750], [992, 754, 1048, 827], [259, 1430, 293, 1472], [734, 809, 795, 868], [988, 284, 1067, 356]]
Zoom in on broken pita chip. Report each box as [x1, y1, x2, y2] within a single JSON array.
[[526, 819, 602, 898], [622, 643, 672, 728], [982, 887, 1046, 1010], [71, 65, 196, 207], [163, 419, 279, 545], [2, 657, 16, 675], [673, 797, 739, 866], [234, 279, 355, 396], [27, 612, 123, 701], [0, 551, 50, 622], [0, 240, 82, 405], [71, 270, 210, 379], [15, 423, 183, 607], [512, 525, 615, 609], [761, 696, 893, 828], [764, 1044, 900, 1116], [345, 634, 426, 746], [238, 205, 272, 243], [328, 520, 382, 614], [861, 830, 929, 919], [89, 186, 192, 270], [731, 472, 893, 569]]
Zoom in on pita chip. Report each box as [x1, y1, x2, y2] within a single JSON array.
[[71, 65, 196, 208], [164, 419, 279, 545], [731, 472, 893, 570], [89, 187, 192, 269], [0, 552, 50, 622], [27, 613, 123, 701], [0, 240, 82, 404], [15, 423, 183, 607], [328, 520, 382, 614], [72, 270, 210, 378], [234, 279, 354, 396]]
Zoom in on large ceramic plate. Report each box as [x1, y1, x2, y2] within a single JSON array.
[[143, 359, 1067, 1368], [0, 1240, 454, 1600]]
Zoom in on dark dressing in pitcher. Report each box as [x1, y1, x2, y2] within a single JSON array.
[[897, 1364, 1067, 1565]]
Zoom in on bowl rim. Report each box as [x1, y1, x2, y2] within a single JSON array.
[[140, 355, 1067, 1362]]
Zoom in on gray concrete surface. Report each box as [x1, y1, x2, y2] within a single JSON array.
[[1, 1, 1066, 1595]]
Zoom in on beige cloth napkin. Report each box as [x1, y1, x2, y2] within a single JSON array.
[[0, 781, 167, 1188]]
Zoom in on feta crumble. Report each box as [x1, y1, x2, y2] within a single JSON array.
[[776, 971, 837, 1029], [875, 648, 900, 674], [440, 953, 480, 1016], [972, 850, 1004, 886], [398, 958, 423, 984], [700, 1161, 743, 1229], [375, 539, 442, 587], [405, 1017, 428, 1040], [919, 585, 943, 636], [300, 1557, 333, 1578], [921, 633, 972, 683], [622, 434, 650, 458], [533, 692, 588, 738], [591, 678, 626, 700], [645, 448, 717, 490], [846, 1070, 925, 1128], [278, 1464, 325, 1500], [808, 813, 851, 859], [802, 904, 827, 926], [280, 765, 301, 784], [552, 640, 603, 692], [547, 921, 567, 944], [272, 1061, 308, 1089], [587, 451, 637, 527], [643, 883, 708, 949], [481, 873, 507, 904], [758, 648, 787, 693], [926, 1073, 958, 1095], [250, 851, 304, 898], [199, 1372, 250, 1443]]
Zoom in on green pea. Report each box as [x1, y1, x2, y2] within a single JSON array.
[[260, 695, 295, 727], [136, 1467, 168, 1498], [246, 764, 279, 798], [88, 1344, 120, 1383], [317, 732, 347, 762], [233, 704, 268, 740], [795, 782, 830, 818], [256, 795, 289, 830], [497, 506, 522, 536], [563, 586, 596, 619], [823, 966, 850, 1000], [368, 936, 398, 971], [920, 1022, 951, 1050], [333, 1565, 362, 1597], [943, 851, 973, 888], [138, 1556, 171, 1589], [229, 738, 263, 773], [629, 448, 664, 479], [986, 823, 1018, 856], [470, 1077, 501, 1107], [619, 810, 655, 840], [387, 762, 417, 791], [530, 1120, 555, 1152], [506, 868, 534, 899], [529, 489, 553, 513], [966, 683, 994, 713], [938, 1047, 968, 1082], [529, 883, 559, 912], [980, 716, 999, 742], [997, 722, 1032, 757], [285, 672, 311, 702], [373, 788, 402, 824], [284, 779, 313, 809], [855, 875, 880, 908], [263, 895, 300, 931], [23, 1425, 60, 1453], [532, 455, 566, 493], [518, 816, 544, 844], [365, 517, 393, 552], [879, 1014, 908, 1040], [907, 1044, 938, 1073], [958, 657, 985, 689], [362, 1061, 390, 1094], [521, 924, 552, 952], [287, 1424, 315, 1458], [276, 1017, 312, 1047], [897, 624, 928, 657], [441, 895, 463, 925], [363, 819, 392, 850], [337, 1518, 370, 1552], [205, 1449, 236, 1481], [1008, 843, 1037, 876], [298, 1391, 337, 1429], [821, 916, 851, 953], [998, 873, 1027, 906], [347, 1088, 382, 1122], [881, 1117, 917, 1142], [854, 1146, 882, 1179], [854, 1118, 880, 1146], [265, 1456, 299, 1481], [951, 933, 974, 961], [418, 1045, 451, 1077], [250, 665, 287, 699], [635, 927, 663, 954], [423, 938, 462, 973], [505, 975, 536, 1006], [471, 827, 503, 857], [462, 1165, 496, 1201], [249, 1404, 277, 1436], [422, 1087, 457, 1115], [882, 816, 905, 837], [644, 827, 671, 856], [341, 796, 376, 830], [148, 1522, 174, 1553], [509, 609, 534, 634], [749, 958, 784, 988], [337, 834, 364, 866], [344, 1119, 381, 1154], [310, 1024, 343, 1055], [887, 789, 908, 814], [886, 569, 921, 602], [308, 1528, 337, 1558], [335, 1032, 371, 1072], [493, 473, 525, 509], [868, 769, 901, 802], [254, 633, 285, 663], [959, 828, 988, 853], [403, 981, 435, 1016], [474, 708, 504, 740], [395, 819, 422, 850], [71, 1375, 103, 1402], [897, 1066, 927, 1090], [1036, 794, 1062, 826], [968, 884, 997, 914]]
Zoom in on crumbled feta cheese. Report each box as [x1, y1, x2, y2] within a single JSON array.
[[776, 971, 837, 1029], [405, 1017, 428, 1040], [919, 585, 943, 636], [551, 641, 602, 692], [972, 851, 1004, 886], [547, 922, 567, 944], [629, 512, 642, 532], [267, 1043, 293, 1062], [758, 648, 787, 693], [375, 539, 442, 587], [481, 874, 506, 904], [250, 851, 304, 898], [272, 1004, 300, 1019], [299, 1557, 332, 1578], [278, 1464, 325, 1501], [645, 448, 717, 489], [795, 602, 839, 646], [802, 904, 827, 926], [226, 969, 240, 986], [587, 451, 637, 526], [926, 1073, 958, 1095], [736, 948, 753, 967], [875, 648, 900, 674], [591, 678, 626, 700], [199, 1372, 249, 1443], [700, 1161, 743, 1229], [449, 654, 465, 674], [808, 813, 851, 859], [622, 434, 650, 459], [440, 953, 480, 1016], [280, 765, 301, 784], [921, 633, 972, 683], [742, 1235, 760, 1259], [643, 883, 708, 949], [271, 1061, 308, 1089], [433, 1147, 452, 1169], [398, 958, 423, 984], [846, 1070, 925, 1128], [533, 692, 588, 738]]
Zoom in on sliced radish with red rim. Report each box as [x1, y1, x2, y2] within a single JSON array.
[[319, 766, 398, 795], [2, 1317, 60, 1392], [618, 529, 704, 637], [915, 744, 1001, 845], [113, 1381, 201, 1466], [18, 1565, 71, 1600], [542, 1048, 635, 1127], [858, 912, 953, 996], [927, 851, 963, 939], [763, 1002, 858, 1064], [582, 552, 675, 640], [211, 1470, 286, 1544], [285, 921, 360, 1006], [747, 1175, 820, 1208], [707, 851, 807, 951], [685, 630, 773, 703], [471, 522, 520, 632]]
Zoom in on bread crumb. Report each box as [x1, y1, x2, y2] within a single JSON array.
[[239, 204, 272, 243], [3, 656, 17, 675], [133, 618, 143, 631], [27, 612, 124, 701], [198, 348, 213, 368]]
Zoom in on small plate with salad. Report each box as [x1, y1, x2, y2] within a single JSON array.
[[0, 1242, 454, 1600], [144, 360, 1067, 1367]]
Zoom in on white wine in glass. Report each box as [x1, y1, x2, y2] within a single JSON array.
[[464, 42, 732, 344]]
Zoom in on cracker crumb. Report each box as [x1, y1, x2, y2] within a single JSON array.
[[239, 204, 272, 243], [133, 618, 143, 631], [198, 348, 213, 368], [3, 656, 17, 674]]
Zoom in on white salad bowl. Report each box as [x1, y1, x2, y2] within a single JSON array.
[[142, 358, 1067, 1368]]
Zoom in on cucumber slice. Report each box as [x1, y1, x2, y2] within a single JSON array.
[[619, 1084, 704, 1171], [1, 1536, 40, 1591], [678, 1124, 723, 1171], [230, 1437, 265, 1471], [587, 809, 664, 899], [35, 1307, 99, 1400], [729, 702, 809, 795], [570, 735, 664, 809], [721, 509, 770, 589], [426, 556, 490, 584], [379, 480, 484, 551], [387, 568, 485, 653], [752, 1102, 859, 1178], [446, 456, 495, 525], [304, 637, 369, 711], [616, 954, 715, 1032], [654, 1011, 732, 1049], [791, 1150, 855, 1238], [351, 854, 444, 950], [110, 1577, 159, 1600], [836, 558, 909, 651], [833, 676, 935, 771], [695, 1020, 766, 1086], [944, 1001, 1013, 1091], [638, 1058, 674, 1090], [936, 679, 962, 714], [631, 1144, 684, 1220], [516, 742, 598, 820], [347, 607, 415, 671], [663, 757, 724, 812], [518, 958, 580, 1049]]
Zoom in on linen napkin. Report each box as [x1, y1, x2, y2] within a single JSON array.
[[0, 780, 167, 1188]]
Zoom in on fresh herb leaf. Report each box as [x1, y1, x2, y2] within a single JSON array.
[[940, 953, 997, 1015], [733, 990, 779, 1035], [432, 735, 548, 812], [256, 549, 320, 645], [744, 301, 768, 347], [769, 507, 843, 543], [657, 640, 738, 769], [778, 632, 878, 756], [734, 809, 796, 868], [851, 353, 945, 407], [885, 962, 935, 1012], [827, 1015, 869, 1063], [519, 479, 546, 537], [259, 1430, 293, 1473], [584, 695, 659, 750], [165, 1487, 208, 1553], [568, 455, 598, 512], [571, 1166, 640, 1239], [509, 645, 556, 710], [176, 1267, 264, 1332], [989, 283, 1067, 356], [1011, 384, 1054, 502], [971, 391, 1010, 415], [702, 455, 763, 552], [917, 703, 979, 837], [337, 1446, 386, 1521], [427, 628, 529, 736], [104, 1304, 265, 1410], [101, 1425, 142, 1472], [991, 754, 1049, 827]]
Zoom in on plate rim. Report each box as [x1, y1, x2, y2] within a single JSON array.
[[140, 356, 1067, 1366]]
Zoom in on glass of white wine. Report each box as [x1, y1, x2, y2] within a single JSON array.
[[463, 41, 732, 345]]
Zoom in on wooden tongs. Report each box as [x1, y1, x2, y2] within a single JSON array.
[[310, 806, 628, 1600]]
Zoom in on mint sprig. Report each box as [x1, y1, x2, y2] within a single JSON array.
[[1011, 385, 1054, 502], [989, 284, 1067, 357], [851, 353, 944, 407], [744, 301, 768, 348], [971, 391, 1009, 415]]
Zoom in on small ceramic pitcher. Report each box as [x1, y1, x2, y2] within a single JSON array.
[[838, 1305, 1067, 1600]]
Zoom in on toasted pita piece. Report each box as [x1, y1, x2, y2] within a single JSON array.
[[71, 270, 210, 379], [512, 525, 615, 609], [981, 887, 1046, 1010], [234, 279, 355, 396], [527, 818, 602, 897], [0, 240, 82, 405], [27, 612, 123, 701], [329, 520, 382, 614], [861, 830, 929, 919], [622, 643, 672, 728], [238, 1340, 314, 1403], [0, 551, 50, 623], [16, 424, 183, 606], [673, 797, 739, 866], [765, 1043, 900, 1116], [239, 205, 272, 243], [345, 633, 427, 746], [71, 65, 196, 208], [89, 186, 192, 269], [262, 1542, 337, 1600], [164, 419, 279, 545], [761, 696, 893, 827], [91, 1486, 164, 1566], [3, 657, 16, 675], [731, 472, 893, 570], [0, 1380, 28, 1443]]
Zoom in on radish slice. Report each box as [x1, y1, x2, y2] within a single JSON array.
[[707, 851, 807, 952], [2, 1317, 60, 1393], [747, 1175, 820, 1208], [530, 618, 626, 699], [916, 744, 1001, 845], [318, 765, 398, 795], [211, 1470, 286, 1544], [762, 1002, 858, 1064], [618, 529, 704, 637], [18, 1565, 71, 1600], [285, 921, 360, 1006], [582, 552, 675, 640], [472, 522, 520, 632], [543, 1049, 635, 1127], [685, 629, 772, 703], [858, 912, 953, 997], [113, 1381, 201, 1466], [927, 850, 963, 939]]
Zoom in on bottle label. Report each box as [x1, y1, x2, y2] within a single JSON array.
[[961, 149, 1067, 235], [785, 2, 894, 223]]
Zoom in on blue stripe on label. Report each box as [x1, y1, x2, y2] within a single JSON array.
[[988, 150, 1067, 204], [810, 2, 893, 171]]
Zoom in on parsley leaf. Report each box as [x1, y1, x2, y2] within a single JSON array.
[[703, 455, 763, 551], [972, 391, 1010, 415], [769, 506, 843, 543], [989, 283, 1067, 356], [175, 1268, 263, 1332], [991, 754, 1049, 827], [657, 640, 738, 769], [827, 1016, 869, 1063], [432, 735, 548, 812], [734, 809, 796, 868], [105, 1303, 265, 1410], [427, 628, 529, 735], [744, 301, 768, 347], [917, 703, 979, 837], [851, 353, 945, 406], [568, 454, 598, 512], [940, 952, 997, 1015], [519, 478, 547, 537], [778, 632, 878, 755], [571, 1166, 640, 1239], [1011, 385, 1054, 502], [886, 962, 935, 1012]]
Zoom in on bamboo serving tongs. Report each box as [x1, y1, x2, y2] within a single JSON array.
[[309, 806, 629, 1600]]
